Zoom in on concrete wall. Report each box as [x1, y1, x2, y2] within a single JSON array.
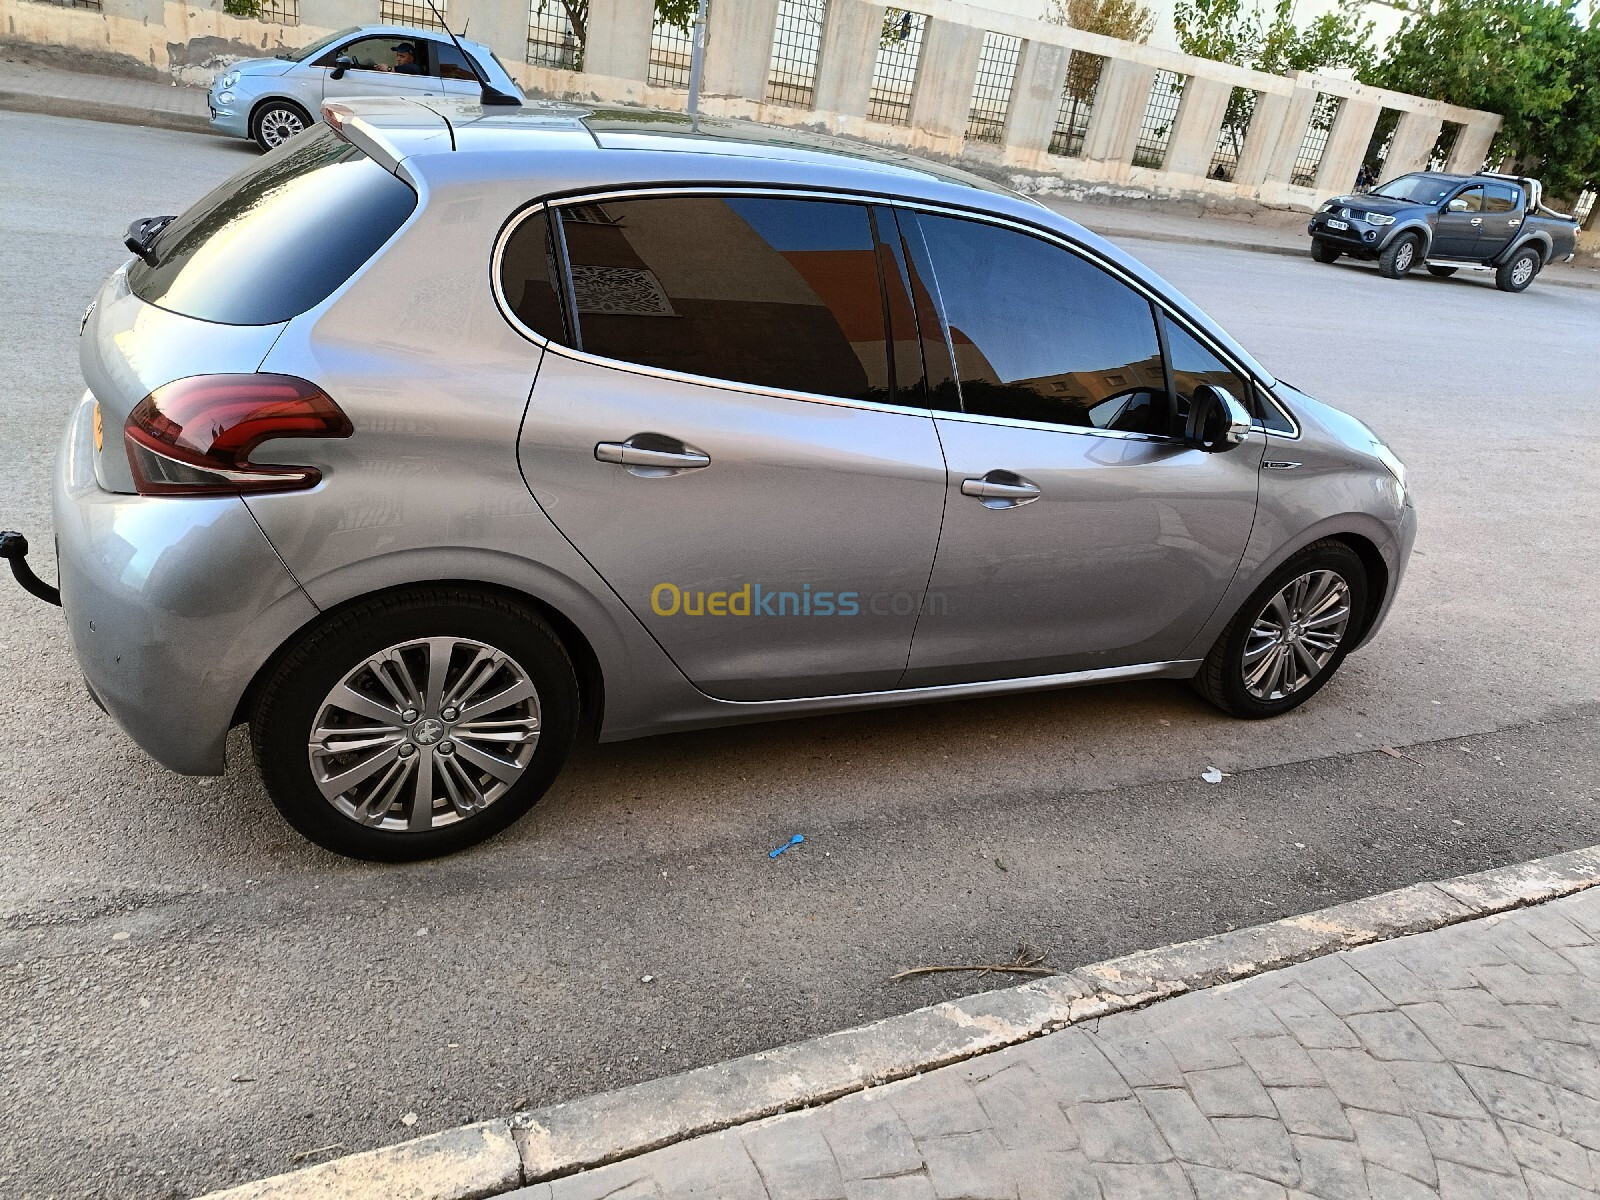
[[0, 0, 1500, 213]]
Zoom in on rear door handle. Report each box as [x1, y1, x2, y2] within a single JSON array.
[[961, 473, 1040, 508], [595, 436, 710, 474]]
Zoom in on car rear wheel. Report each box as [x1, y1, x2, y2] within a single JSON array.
[[1310, 238, 1341, 264], [1378, 234, 1420, 279], [251, 587, 579, 861], [252, 100, 313, 152], [1191, 540, 1368, 719], [1426, 265, 1458, 278], [1495, 247, 1541, 293]]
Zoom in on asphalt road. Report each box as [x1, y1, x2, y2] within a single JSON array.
[[1, 113, 1597, 1200]]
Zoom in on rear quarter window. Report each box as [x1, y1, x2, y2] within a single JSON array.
[[128, 128, 416, 326]]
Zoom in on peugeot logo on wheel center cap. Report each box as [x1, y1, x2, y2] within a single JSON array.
[[413, 718, 446, 746]]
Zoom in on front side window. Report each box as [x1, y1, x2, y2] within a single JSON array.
[[323, 37, 433, 74], [913, 213, 1167, 435], [524, 196, 895, 404], [128, 127, 417, 326], [1448, 186, 1484, 213]]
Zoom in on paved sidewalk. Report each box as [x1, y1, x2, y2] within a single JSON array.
[[511, 890, 1600, 1199]]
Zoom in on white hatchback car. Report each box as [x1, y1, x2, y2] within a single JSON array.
[[207, 23, 522, 151]]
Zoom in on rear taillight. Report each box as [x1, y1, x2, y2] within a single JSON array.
[[124, 374, 352, 497]]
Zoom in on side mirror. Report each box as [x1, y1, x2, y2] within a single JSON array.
[[1447, 197, 1469, 212], [330, 55, 353, 80], [1185, 384, 1253, 451]]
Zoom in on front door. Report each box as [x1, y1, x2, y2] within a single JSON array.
[[897, 211, 1263, 686], [505, 195, 946, 701], [1432, 185, 1485, 258], [317, 35, 444, 103]]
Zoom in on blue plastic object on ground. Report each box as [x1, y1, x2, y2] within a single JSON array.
[[768, 834, 803, 858]]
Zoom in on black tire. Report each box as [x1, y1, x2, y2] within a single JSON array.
[[1310, 238, 1341, 264], [1495, 247, 1541, 293], [1377, 233, 1420, 279], [252, 99, 314, 152], [251, 586, 579, 861], [1426, 265, 1458, 278], [1191, 539, 1369, 719]]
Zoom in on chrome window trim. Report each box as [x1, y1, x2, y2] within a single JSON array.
[[490, 184, 1300, 438]]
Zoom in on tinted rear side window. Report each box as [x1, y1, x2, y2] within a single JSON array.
[[548, 196, 893, 403], [128, 128, 416, 326], [914, 213, 1168, 435], [1484, 184, 1520, 213]]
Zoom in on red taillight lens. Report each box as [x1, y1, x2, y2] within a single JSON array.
[[124, 374, 353, 497]]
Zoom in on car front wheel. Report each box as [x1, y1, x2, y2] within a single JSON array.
[[252, 100, 313, 152], [1377, 233, 1420, 278], [1191, 540, 1369, 719], [251, 587, 579, 861], [1495, 247, 1541, 293]]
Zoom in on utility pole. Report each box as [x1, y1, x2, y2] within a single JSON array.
[[686, 0, 710, 132]]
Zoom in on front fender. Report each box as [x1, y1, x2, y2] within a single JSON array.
[[1380, 219, 1433, 255]]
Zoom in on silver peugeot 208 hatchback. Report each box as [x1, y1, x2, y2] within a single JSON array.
[[36, 97, 1414, 861]]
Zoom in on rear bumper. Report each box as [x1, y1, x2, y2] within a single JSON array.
[[52, 392, 318, 774]]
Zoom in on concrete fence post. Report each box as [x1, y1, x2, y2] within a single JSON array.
[[1230, 90, 1287, 188], [703, 0, 779, 101], [449, 0, 527, 66], [584, 0, 655, 82], [907, 18, 984, 141], [1445, 117, 1500, 176], [297, 0, 379, 28], [1001, 39, 1069, 157], [1263, 81, 1317, 185], [1383, 109, 1443, 178], [1314, 97, 1380, 196], [812, 0, 883, 120], [1162, 75, 1231, 179], [1079, 57, 1156, 167]]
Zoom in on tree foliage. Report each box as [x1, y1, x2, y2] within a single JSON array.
[[1048, 0, 1157, 45], [1173, 0, 1374, 76], [1362, 0, 1600, 196]]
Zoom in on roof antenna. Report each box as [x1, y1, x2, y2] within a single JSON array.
[[425, 0, 521, 106], [686, 0, 709, 132]]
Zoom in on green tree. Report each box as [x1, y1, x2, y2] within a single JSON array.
[[1048, 0, 1157, 43], [1364, 0, 1599, 197]]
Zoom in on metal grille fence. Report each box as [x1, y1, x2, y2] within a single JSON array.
[[379, 0, 447, 31], [256, 0, 298, 23], [965, 31, 1021, 143], [27, 0, 102, 9], [1429, 120, 1464, 170], [767, 0, 828, 108], [1132, 69, 1185, 169], [1049, 50, 1103, 157], [1207, 87, 1256, 181], [1576, 191, 1596, 225], [867, 9, 926, 126], [649, 10, 695, 89], [1290, 92, 1341, 186], [1361, 108, 1401, 185], [527, 1, 582, 70]]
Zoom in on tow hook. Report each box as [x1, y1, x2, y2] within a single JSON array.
[[0, 531, 62, 606]]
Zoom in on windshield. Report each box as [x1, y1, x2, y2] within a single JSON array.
[[1372, 174, 1458, 205], [128, 126, 416, 325], [278, 26, 358, 61]]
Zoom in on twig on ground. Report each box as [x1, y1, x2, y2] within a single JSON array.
[[890, 944, 1051, 983], [288, 1143, 344, 1164]]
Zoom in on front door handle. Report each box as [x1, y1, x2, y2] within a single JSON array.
[[595, 435, 710, 476], [961, 472, 1040, 508], [1470, 217, 1482, 225]]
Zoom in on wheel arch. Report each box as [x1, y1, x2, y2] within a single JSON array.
[[1497, 232, 1553, 266], [1383, 221, 1432, 256], [1326, 531, 1389, 642], [247, 93, 317, 139]]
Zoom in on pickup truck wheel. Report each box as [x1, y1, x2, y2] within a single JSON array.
[[1378, 234, 1420, 279], [1310, 238, 1340, 264], [1426, 265, 1458, 278], [1495, 247, 1541, 293]]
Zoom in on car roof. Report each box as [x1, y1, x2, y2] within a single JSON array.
[[339, 24, 496, 53]]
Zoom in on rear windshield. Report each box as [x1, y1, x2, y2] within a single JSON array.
[[128, 127, 416, 326]]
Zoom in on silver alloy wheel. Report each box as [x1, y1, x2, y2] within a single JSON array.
[[258, 106, 307, 148], [1511, 255, 1535, 287], [1241, 570, 1352, 701], [308, 637, 541, 832], [1394, 241, 1415, 271]]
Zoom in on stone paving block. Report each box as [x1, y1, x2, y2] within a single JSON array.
[[1523, 1169, 1598, 1200], [1289, 1134, 1371, 1200], [1349, 954, 1437, 1007], [1492, 926, 1581, 976], [842, 1177, 937, 1200], [1435, 1160, 1528, 1199], [1406, 1003, 1544, 1077], [973, 1064, 1080, 1153], [1416, 1113, 1518, 1175], [1383, 1061, 1487, 1121], [1088, 1161, 1192, 1198], [1472, 963, 1559, 1007], [1157, 1009, 1249, 1071], [1455, 1064, 1561, 1131], [1236, 1035, 1324, 1088], [1347, 1010, 1446, 1064], [503, 1185, 555, 1199], [1091, 1024, 1187, 1089], [1212, 994, 1298, 1041], [1309, 1048, 1408, 1116], [889, 1072, 991, 1139], [1431, 990, 1520, 1032], [547, 1164, 660, 1200], [1140, 1086, 1230, 1168], [1268, 985, 1363, 1051], [742, 1116, 847, 1200], [1347, 1109, 1436, 1186], [1185, 1163, 1290, 1199], [1028, 1028, 1135, 1105], [643, 1128, 769, 1200], [919, 1131, 1014, 1200], [1006, 1149, 1102, 1199], [1297, 956, 1396, 1017], [1189, 1064, 1278, 1118], [1270, 1086, 1356, 1140], [1556, 1085, 1600, 1151], [1364, 1163, 1439, 1200], [822, 1092, 924, 1181], [1068, 1097, 1175, 1164], [1510, 1005, 1591, 1046], [1214, 1115, 1300, 1186], [1502, 1120, 1595, 1188], [1516, 908, 1595, 950], [1536, 1047, 1600, 1101]]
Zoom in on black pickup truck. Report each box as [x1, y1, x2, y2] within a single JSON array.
[[1306, 171, 1579, 292]]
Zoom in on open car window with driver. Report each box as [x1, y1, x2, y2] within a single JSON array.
[[320, 37, 431, 75]]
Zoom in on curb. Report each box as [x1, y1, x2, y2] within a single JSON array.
[[0, 90, 218, 136], [195, 841, 1600, 1200]]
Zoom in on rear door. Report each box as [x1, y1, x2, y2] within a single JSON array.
[[1432, 185, 1485, 258], [897, 209, 1264, 687], [1477, 183, 1524, 257], [506, 194, 947, 701]]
